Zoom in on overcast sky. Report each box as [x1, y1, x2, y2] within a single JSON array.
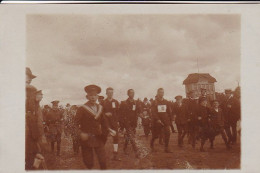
[[26, 14, 240, 105]]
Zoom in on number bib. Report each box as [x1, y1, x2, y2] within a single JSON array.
[[158, 105, 167, 113], [112, 102, 116, 108], [132, 105, 136, 111]]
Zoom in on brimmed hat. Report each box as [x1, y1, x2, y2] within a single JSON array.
[[51, 100, 59, 105], [26, 67, 36, 79], [84, 84, 101, 94]]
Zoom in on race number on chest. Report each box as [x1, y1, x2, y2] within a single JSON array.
[[158, 105, 167, 113], [132, 105, 136, 111], [112, 102, 116, 108]]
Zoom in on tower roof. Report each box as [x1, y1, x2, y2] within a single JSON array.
[[183, 73, 217, 85]]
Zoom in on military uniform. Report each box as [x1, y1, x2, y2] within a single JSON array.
[[46, 103, 63, 156], [75, 102, 109, 169], [119, 98, 140, 156], [172, 101, 188, 147], [150, 98, 172, 152]]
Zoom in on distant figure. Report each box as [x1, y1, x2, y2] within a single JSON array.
[[46, 100, 63, 156], [141, 98, 151, 137]]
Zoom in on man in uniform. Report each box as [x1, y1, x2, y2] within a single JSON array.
[[46, 100, 63, 156], [186, 90, 199, 148], [102, 87, 121, 161], [221, 89, 240, 144], [150, 88, 173, 153], [25, 67, 43, 169], [75, 85, 109, 169], [119, 89, 140, 158], [172, 95, 188, 148]]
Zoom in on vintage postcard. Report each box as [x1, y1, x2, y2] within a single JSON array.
[[0, 3, 260, 173]]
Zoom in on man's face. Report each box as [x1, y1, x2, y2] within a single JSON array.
[[201, 90, 207, 96], [87, 93, 98, 103], [106, 89, 113, 98], [200, 100, 207, 107], [26, 74, 32, 84], [35, 94, 43, 102], [190, 92, 196, 99], [128, 90, 135, 99], [157, 89, 164, 98], [176, 99, 182, 104], [213, 101, 219, 108], [226, 93, 231, 98], [52, 105, 58, 109]]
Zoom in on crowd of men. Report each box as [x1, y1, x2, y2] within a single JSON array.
[[25, 67, 241, 170]]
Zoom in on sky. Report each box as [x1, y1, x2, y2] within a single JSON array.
[[26, 14, 240, 105]]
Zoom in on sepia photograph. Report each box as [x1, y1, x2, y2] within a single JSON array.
[[25, 14, 241, 170]]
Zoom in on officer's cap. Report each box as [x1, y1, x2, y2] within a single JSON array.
[[26, 67, 36, 79], [84, 84, 101, 94], [175, 95, 183, 100]]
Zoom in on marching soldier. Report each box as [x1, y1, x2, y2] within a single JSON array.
[[221, 89, 240, 144], [150, 88, 173, 153], [102, 87, 122, 161], [46, 100, 63, 156], [74, 85, 109, 169], [119, 89, 140, 158], [172, 95, 188, 148], [186, 91, 199, 148]]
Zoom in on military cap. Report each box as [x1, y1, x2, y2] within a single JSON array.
[[44, 105, 49, 108], [35, 90, 43, 95], [26, 67, 36, 79], [175, 95, 183, 100], [144, 97, 148, 101], [201, 88, 207, 91], [51, 100, 59, 105], [225, 89, 232, 94], [84, 84, 101, 94], [66, 103, 71, 107], [98, 96, 104, 99]]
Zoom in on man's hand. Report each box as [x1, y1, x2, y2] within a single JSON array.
[[198, 116, 202, 120], [36, 153, 44, 160], [109, 128, 117, 137], [227, 105, 232, 108], [105, 112, 112, 117], [80, 132, 89, 141]]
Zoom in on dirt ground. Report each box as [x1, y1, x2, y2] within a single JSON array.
[[43, 125, 240, 170]]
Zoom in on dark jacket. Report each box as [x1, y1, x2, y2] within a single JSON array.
[[197, 105, 210, 126], [221, 96, 240, 123], [119, 98, 141, 129], [75, 102, 109, 147], [172, 102, 188, 125], [46, 108, 63, 134], [209, 108, 226, 127], [151, 98, 172, 126], [185, 98, 199, 122], [102, 98, 120, 130]]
